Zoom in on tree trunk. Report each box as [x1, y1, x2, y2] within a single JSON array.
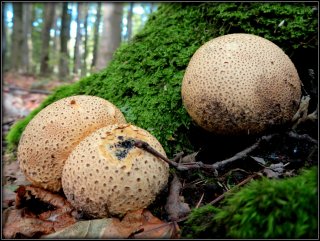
[[2, 3, 7, 70], [90, 2, 102, 71], [21, 3, 32, 74], [95, 3, 123, 71], [59, 2, 71, 79], [126, 2, 134, 41], [81, 3, 89, 77], [51, 3, 61, 74], [11, 3, 23, 72], [40, 3, 55, 76], [73, 3, 83, 76]]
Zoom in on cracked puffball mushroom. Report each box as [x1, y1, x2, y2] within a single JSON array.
[[62, 124, 169, 218], [181, 33, 301, 135], [18, 95, 127, 192]]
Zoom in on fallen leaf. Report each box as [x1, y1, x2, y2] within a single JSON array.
[[2, 185, 76, 238], [180, 152, 198, 163], [2, 186, 17, 208], [42, 209, 180, 239], [165, 174, 191, 221], [2, 207, 54, 238], [250, 156, 266, 165]]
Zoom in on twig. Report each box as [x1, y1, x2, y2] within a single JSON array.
[[208, 172, 260, 206], [287, 131, 317, 145], [195, 193, 205, 209], [134, 134, 276, 172]]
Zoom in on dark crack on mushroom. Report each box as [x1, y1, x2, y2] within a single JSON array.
[[114, 138, 135, 160]]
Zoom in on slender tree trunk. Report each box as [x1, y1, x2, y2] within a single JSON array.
[[96, 3, 123, 71], [52, 3, 61, 74], [73, 3, 83, 75], [81, 3, 89, 77], [126, 2, 134, 41], [2, 3, 7, 69], [59, 2, 71, 79], [90, 2, 102, 71], [21, 3, 32, 74], [40, 3, 55, 76], [11, 3, 23, 72]]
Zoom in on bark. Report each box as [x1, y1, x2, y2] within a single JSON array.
[[11, 3, 23, 72], [40, 3, 55, 76], [95, 3, 123, 71], [52, 3, 61, 74], [90, 2, 102, 70], [126, 3, 134, 41], [73, 3, 83, 75], [81, 3, 89, 77], [21, 3, 32, 73], [59, 2, 71, 79], [2, 3, 7, 68]]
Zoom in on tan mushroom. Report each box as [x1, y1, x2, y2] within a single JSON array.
[[18, 95, 127, 192], [62, 124, 169, 218], [181, 33, 301, 135]]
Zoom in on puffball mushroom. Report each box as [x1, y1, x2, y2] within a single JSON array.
[[181, 33, 301, 135], [62, 124, 169, 218], [18, 95, 127, 192]]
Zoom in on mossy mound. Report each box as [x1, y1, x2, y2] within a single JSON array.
[[6, 3, 318, 157], [182, 167, 318, 238]]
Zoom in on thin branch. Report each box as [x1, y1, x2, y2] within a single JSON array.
[[208, 172, 260, 206], [287, 131, 317, 145], [134, 134, 276, 172]]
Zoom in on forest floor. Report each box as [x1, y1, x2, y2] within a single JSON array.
[[2, 72, 319, 238]]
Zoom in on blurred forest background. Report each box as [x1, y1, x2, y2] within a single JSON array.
[[2, 2, 157, 78], [2, 2, 158, 120]]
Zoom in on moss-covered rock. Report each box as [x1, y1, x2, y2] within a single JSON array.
[[6, 2, 318, 157], [182, 167, 318, 238]]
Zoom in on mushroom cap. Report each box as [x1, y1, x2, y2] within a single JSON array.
[[18, 95, 127, 192], [181, 33, 301, 135], [62, 124, 169, 218]]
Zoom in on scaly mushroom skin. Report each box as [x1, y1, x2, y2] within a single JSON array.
[[62, 124, 169, 218], [181, 33, 301, 135], [18, 95, 127, 192]]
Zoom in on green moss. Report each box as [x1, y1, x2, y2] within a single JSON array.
[[182, 167, 318, 238], [6, 3, 317, 157]]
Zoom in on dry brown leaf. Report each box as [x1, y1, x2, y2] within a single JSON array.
[[2, 187, 18, 209], [2, 185, 76, 238], [132, 210, 180, 238], [42, 209, 180, 239], [165, 174, 191, 221], [2, 207, 54, 238]]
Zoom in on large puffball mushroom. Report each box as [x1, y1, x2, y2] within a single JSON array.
[[181, 33, 301, 135], [18, 95, 127, 192], [62, 124, 169, 218]]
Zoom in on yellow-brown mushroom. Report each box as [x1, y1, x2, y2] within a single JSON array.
[[18, 95, 127, 192], [62, 124, 169, 218], [181, 33, 301, 135]]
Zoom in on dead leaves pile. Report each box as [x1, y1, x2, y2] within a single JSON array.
[[2, 185, 181, 239]]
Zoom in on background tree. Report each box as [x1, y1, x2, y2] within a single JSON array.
[[95, 3, 123, 71], [59, 2, 71, 79], [40, 3, 55, 76], [81, 3, 89, 77], [11, 3, 23, 72], [90, 2, 102, 71], [2, 3, 7, 69], [73, 3, 83, 76], [126, 3, 134, 41]]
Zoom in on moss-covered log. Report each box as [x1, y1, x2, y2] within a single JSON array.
[[6, 2, 318, 157]]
